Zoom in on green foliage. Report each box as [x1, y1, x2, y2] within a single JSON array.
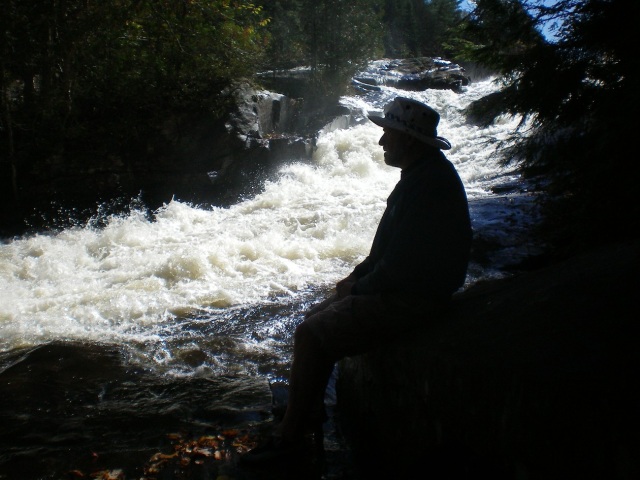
[[260, 0, 384, 101], [382, 0, 464, 57], [306, 0, 384, 73], [423, 0, 466, 56], [260, 1, 307, 70], [1, 0, 270, 200], [459, 0, 640, 251]]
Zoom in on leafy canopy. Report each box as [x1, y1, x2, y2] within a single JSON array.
[[458, 0, 639, 251]]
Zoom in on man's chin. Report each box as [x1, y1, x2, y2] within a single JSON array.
[[384, 153, 400, 167]]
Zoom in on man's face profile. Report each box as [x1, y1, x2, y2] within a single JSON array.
[[379, 128, 414, 169]]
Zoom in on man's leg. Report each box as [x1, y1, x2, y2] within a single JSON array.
[[239, 317, 336, 465], [279, 320, 335, 442], [240, 295, 365, 464]]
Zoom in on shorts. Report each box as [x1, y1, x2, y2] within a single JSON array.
[[303, 292, 448, 360]]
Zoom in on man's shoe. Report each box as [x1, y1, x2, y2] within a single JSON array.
[[305, 411, 326, 443], [239, 435, 307, 466]]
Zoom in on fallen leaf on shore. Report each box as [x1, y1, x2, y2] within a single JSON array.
[[148, 452, 178, 462], [90, 470, 124, 480], [68, 428, 258, 479], [197, 435, 220, 448], [192, 447, 213, 457]]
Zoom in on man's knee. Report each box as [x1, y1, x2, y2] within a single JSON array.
[[294, 320, 317, 345], [304, 293, 338, 319]]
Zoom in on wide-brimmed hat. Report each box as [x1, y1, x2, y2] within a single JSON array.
[[368, 97, 451, 150]]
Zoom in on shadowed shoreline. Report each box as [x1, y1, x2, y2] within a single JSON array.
[[337, 239, 640, 479]]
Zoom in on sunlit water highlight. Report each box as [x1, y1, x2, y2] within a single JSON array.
[[0, 78, 540, 379]]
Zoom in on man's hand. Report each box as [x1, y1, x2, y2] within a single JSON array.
[[336, 274, 357, 298]]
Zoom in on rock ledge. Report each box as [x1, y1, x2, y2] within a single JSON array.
[[336, 240, 640, 479]]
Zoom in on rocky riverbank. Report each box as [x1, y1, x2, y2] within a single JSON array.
[[336, 239, 639, 479]]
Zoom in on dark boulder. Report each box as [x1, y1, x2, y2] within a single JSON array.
[[336, 240, 640, 479], [352, 57, 471, 93]]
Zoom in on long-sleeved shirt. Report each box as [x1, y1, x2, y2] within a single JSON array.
[[352, 150, 472, 301]]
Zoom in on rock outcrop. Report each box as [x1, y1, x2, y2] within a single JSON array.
[[336, 240, 640, 479], [6, 81, 315, 234], [352, 57, 470, 93], [205, 81, 315, 206], [258, 57, 471, 95]]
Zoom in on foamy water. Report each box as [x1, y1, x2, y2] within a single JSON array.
[[0, 78, 538, 374]]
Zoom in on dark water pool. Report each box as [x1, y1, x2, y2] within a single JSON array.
[[0, 341, 360, 480]]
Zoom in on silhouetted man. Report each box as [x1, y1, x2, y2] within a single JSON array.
[[241, 97, 472, 464]]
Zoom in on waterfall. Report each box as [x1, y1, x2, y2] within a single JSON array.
[[0, 76, 541, 377]]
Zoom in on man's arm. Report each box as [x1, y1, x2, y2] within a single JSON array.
[[336, 257, 371, 297], [336, 274, 356, 298], [351, 164, 471, 296]]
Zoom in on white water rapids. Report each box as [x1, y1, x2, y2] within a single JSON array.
[[0, 77, 542, 376]]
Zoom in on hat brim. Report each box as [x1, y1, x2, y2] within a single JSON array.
[[368, 114, 452, 150]]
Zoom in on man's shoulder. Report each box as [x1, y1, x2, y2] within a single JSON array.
[[412, 154, 459, 180]]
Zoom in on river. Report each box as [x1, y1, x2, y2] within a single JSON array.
[[0, 69, 543, 479]]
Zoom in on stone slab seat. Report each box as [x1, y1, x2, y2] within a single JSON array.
[[335, 240, 640, 480]]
